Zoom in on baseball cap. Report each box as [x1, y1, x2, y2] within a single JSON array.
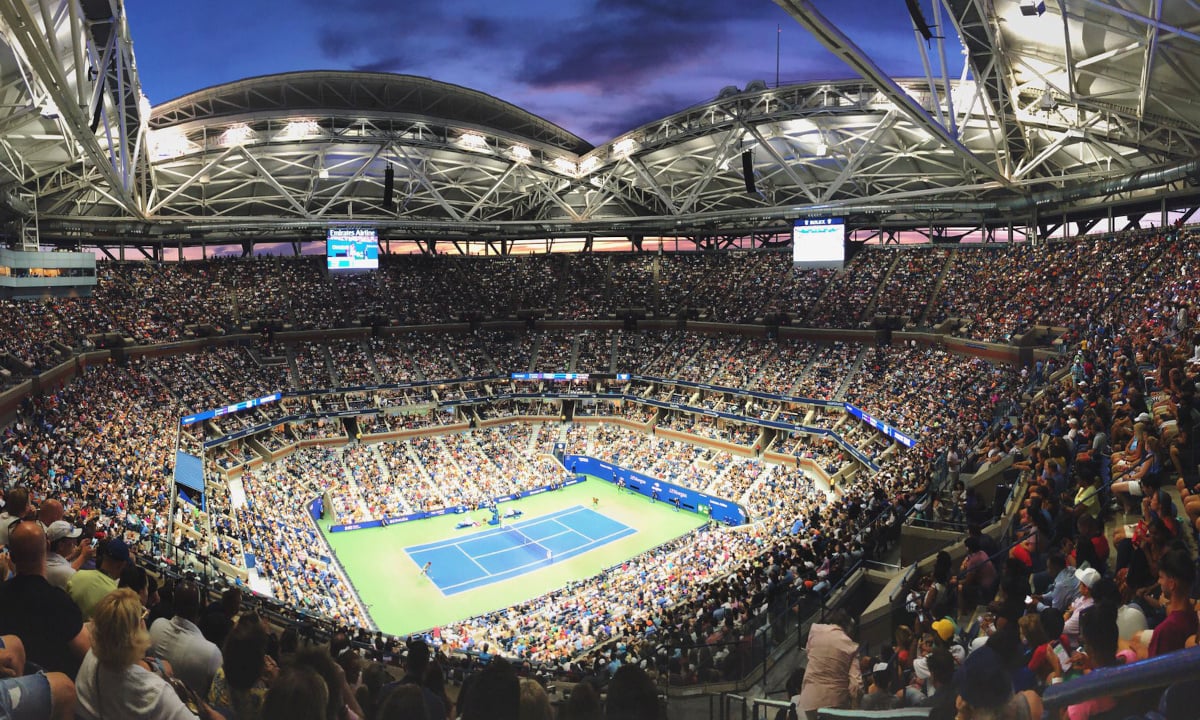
[[1135, 412, 1153, 423], [1075, 567, 1101, 589], [45, 520, 82, 544], [932, 617, 956, 643], [105, 537, 131, 563]]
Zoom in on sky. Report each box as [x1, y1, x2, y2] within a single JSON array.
[[124, 0, 963, 145]]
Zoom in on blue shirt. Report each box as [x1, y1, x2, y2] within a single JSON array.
[[1046, 567, 1080, 611]]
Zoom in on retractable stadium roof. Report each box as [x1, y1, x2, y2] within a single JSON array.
[[1, 0, 1199, 247]]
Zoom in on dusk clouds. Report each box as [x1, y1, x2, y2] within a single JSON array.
[[125, 0, 948, 144]]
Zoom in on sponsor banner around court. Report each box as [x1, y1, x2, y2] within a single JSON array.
[[564, 454, 748, 526]]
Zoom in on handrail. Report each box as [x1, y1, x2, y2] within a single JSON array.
[[1041, 646, 1200, 709]]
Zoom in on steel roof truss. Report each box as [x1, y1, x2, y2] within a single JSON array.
[[741, 121, 818, 203], [234, 146, 308, 216], [677, 129, 744, 214], [391, 143, 463, 222], [820, 110, 898, 202]]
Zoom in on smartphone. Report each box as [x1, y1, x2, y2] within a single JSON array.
[[90, 538, 98, 548], [1050, 641, 1071, 671]]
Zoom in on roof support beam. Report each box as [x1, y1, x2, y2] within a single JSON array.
[[464, 162, 517, 221], [315, 143, 386, 217], [1137, 0, 1163, 120], [740, 121, 818, 203], [516, 165, 582, 221], [391, 143, 463, 222], [148, 146, 238, 214], [944, 0, 1031, 177], [1079, 0, 1200, 44], [820, 110, 896, 202], [624, 156, 678, 215], [678, 128, 745, 214], [775, 0, 1012, 188], [235, 146, 309, 216], [1060, 0, 1078, 99], [0, 0, 143, 217]]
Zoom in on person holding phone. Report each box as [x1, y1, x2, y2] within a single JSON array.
[[1065, 604, 1125, 720], [1018, 613, 1061, 687]]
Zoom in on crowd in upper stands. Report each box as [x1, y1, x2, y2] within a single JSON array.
[[1, 228, 1196, 386], [0, 224, 1197, 719]]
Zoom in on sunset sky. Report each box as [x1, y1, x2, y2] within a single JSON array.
[[125, 0, 952, 144]]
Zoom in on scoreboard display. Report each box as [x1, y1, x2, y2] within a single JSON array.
[[327, 227, 379, 270]]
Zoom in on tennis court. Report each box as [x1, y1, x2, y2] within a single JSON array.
[[320, 480, 706, 635], [405, 506, 635, 595]]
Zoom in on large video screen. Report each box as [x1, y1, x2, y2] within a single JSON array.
[[792, 218, 845, 269], [326, 227, 379, 270]]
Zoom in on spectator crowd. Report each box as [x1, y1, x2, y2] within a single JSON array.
[[0, 225, 1196, 718]]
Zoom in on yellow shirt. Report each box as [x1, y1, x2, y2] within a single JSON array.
[[66, 569, 117, 620]]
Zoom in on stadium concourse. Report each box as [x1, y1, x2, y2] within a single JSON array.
[[0, 225, 1193, 719]]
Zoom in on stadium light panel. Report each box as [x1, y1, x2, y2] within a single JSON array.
[[222, 124, 254, 146], [149, 129, 193, 160], [282, 120, 321, 138], [553, 157, 577, 175], [579, 156, 601, 174], [459, 132, 488, 150], [138, 94, 153, 126], [612, 137, 638, 157], [511, 144, 532, 161]]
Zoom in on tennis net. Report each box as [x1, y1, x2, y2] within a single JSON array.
[[502, 524, 552, 562]]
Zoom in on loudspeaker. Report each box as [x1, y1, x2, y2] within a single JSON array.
[[905, 0, 934, 40], [741, 151, 756, 194], [383, 165, 394, 206]]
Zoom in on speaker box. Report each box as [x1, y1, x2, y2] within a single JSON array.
[[741, 151, 756, 194], [383, 165, 394, 206]]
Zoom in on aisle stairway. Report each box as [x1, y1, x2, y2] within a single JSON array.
[[833, 347, 869, 401]]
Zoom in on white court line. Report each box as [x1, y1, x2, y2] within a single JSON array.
[[405, 505, 587, 554], [438, 525, 636, 594], [453, 543, 490, 575], [469, 526, 578, 563]]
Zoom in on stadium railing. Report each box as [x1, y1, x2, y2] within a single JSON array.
[[1041, 646, 1200, 718], [675, 500, 897, 694]]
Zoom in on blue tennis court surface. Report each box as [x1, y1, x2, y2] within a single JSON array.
[[405, 506, 635, 595]]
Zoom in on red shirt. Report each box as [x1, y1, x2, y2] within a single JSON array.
[[1148, 609, 1199, 657], [1010, 543, 1034, 568]]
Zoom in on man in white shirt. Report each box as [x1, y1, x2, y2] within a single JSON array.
[[45, 521, 83, 591], [148, 581, 222, 696], [1064, 567, 1099, 646]]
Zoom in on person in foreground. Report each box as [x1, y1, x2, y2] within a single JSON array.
[[953, 646, 1043, 720], [74, 588, 224, 720]]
